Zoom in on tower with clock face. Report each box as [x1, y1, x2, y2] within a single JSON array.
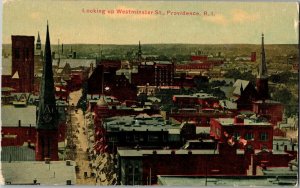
[[35, 22, 59, 161]]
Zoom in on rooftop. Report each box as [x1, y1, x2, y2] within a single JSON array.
[[2, 56, 12, 76], [1, 146, 35, 161], [1, 105, 36, 127], [157, 175, 297, 186], [117, 148, 219, 157], [214, 118, 271, 126], [104, 114, 178, 132], [1, 161, 76, 185], [262, 167, 298, 176], [53, 58, 96, 69]]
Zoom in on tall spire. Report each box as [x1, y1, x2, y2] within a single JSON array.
[[37, 21, 58, 129], [258, 33, 267, 78], [37, 32, 41, 42], [36, 32, 41, 50], [256, 33, 269, 100], [137, 40, 142, 62]]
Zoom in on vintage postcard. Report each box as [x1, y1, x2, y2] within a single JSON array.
[[0, 0, 299, 186]]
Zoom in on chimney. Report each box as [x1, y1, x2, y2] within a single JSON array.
[[66, 180, 72, 185], [234, 115, 244, 124], [45, 157, 51, 164], [90, 63, 94, 71], [66, 160, 71, 166], [27, 140, 31, 148]]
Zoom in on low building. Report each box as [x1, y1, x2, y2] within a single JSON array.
[[157, 175, 297, 186], [1, 160, 76, 185]]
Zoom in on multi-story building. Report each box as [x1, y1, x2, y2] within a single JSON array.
[[117, 141, 295, 185], [210, 116, 273, 150], [131, 61, 175, 86], [95, 114, 182, 153]]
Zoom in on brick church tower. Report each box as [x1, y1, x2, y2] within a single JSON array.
[[35, 22, 59, 161], [256, 33, 269, 100], [11, 35, 35, 92]]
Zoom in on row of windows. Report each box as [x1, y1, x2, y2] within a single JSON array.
[[14, 48, 30, 59], [108, 134, 166, 143], [233, 132, 268, 141]]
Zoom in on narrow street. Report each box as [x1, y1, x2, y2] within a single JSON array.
[[68, 90, 96, 185]]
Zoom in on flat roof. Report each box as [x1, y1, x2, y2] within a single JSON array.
[[117, 148, 219, 157], [214, 118, 272, 126], [1, 105, 36, 127], [1, 146, 35, 161], [104, 115, 179, 132], [1, 161, 76, 185], [157, 175, 297, 186], [262, 167, 298, 176]]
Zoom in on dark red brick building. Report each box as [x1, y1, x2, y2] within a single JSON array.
[[252, 100, 284, 125], [210, 116, 274, 150], [117, 142, 295, 185], [11, 36, 35, 93], [87, 64, 137, 101], [131, 61, 175, 86]]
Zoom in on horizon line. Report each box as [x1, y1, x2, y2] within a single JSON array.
[[2, 43, 298, 45]]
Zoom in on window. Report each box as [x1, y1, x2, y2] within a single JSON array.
[[14, 48, 20, 59], [245, 132, 254, 140], [134, 135, 139, 142], [260, 132, 268, 141], [233, 132, 240, 139], [126, 135, 132, 142], [148, 135, 159, 142]]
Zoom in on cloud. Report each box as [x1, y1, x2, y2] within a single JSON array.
[[203, 10, 259, 26], [105, 6, 157, 20], [231, 9, 259, 23], [203, 14, 228, 25], [30, 11, 41, 21]]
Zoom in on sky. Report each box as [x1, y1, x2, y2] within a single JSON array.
[[2, 0, 299, 44]]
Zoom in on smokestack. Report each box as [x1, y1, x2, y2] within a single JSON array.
[[73, 51, 76, 59], [27, 140, 31, 148]]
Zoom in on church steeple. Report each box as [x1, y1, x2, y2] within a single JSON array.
[[35, 22, 59, 161], [137, 41, 142, 62], [36, 32, 41, 50], [256, 33, 269, 100], [258, 33, 267, 79], [37, 22, 58, 129]]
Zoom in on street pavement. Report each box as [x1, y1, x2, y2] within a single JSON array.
[[68, 90, 96, 185]]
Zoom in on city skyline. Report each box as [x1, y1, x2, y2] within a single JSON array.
[[2, 1, 299, 44]]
